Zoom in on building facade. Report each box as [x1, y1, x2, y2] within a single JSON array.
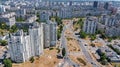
[[8, 23, 44, 63], [41, 20, 57, 48], [40, 11, 50, 22], [0, 12, 16, 26], [83, 17, 97, 34], [8, 30, 30, 63]]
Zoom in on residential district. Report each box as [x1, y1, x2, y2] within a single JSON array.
[[0, 0, 120, 67]]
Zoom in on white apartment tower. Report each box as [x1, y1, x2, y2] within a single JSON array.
[[29, 23, 43, 56], [8, 30, 31, 63], [41, 20, 57, 48], [8, 23, 44, 63], [83, 17, 97, 34]]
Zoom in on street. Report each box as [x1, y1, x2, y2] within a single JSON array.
[[59, 22, 79, 67]]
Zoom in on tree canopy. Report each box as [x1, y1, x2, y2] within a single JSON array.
[[0, 40, 8, 46], [79, 31, 87, 38], [3, 59, 12, 67]]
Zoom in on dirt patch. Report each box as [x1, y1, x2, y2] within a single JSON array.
[[69, 55, 92, 67], [13, 48, 61, 67]]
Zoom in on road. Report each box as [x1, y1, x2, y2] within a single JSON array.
[[69, 22, 100, 67], [59, 22, 79, 67], [64, 20, 100, 67]]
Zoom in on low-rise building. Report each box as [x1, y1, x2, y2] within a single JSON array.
[[97, 46, 120, 62], [105, 26, 120, 37], [26, 15, 37, 23], [0, 12, 16, 26]]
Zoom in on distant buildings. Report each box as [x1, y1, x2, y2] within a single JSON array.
[[0, 5, 6, 13], [98, 14, 120, 37], [16, 9, 26, 18], [105, 26, 120, 37], [26, 15, 37, 23], [58, 7, 72, 19], [0, 12, 16, 26], [104, 2, 109, 10], [83, 17, 97, 34], [93, 1, 98, 8], [40, 11, 50, 22], [100, 14, 116, 26]]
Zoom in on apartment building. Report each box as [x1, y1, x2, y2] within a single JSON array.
[[83, 17, 97, 34]]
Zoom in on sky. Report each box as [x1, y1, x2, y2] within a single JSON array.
[[42, 0, 120, 1]]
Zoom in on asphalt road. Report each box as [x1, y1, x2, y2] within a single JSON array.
[[59, 23, 79, 67], [68, 21, 100, 67]]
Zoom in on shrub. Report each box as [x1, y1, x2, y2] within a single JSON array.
[[29, 57, 34, 63], [3, 59, 12, 67]]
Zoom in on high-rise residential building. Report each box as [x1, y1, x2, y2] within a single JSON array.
[[8, 30, 31, 63], [29, 23, 43, 56], [16, 9, 26, 17], [48, 21, 57, 47], [104, 2, 109, 10], [8, 23, 44, 63], [100, 14, 109, 25], [58, 7, 72, 19], [0, 5, 6, 13], [93, 1, 98, 8], [83, 17, 97, 34], [100, 14, 116, 26], [40, 11, 50, 22], [42, 23, 50, 48], [41, 20, 57, 48], [105, 26, 120, 37]]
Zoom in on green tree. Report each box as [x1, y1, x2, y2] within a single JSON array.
[[36, 19, 40, 23], [54, 16, 62, 25], [101, 60, 108, 65], [108, 38, 112, 42], [22, 27, 28, 33], [62, 48, 66, 57], [16, 17, 25, 22], [57, 30, 61, 40], [29, 57, 34, 63], [91, 43, 95, 47], [77, 18, 83, 29], [90, 35, 96, 41], [10, 25, 18, 33], [100, 33, 107, 39], [80, 31, 87, 38], [0, 22, 9, 30], [3, 59, 12, 67], [0, 40, 8, 46]]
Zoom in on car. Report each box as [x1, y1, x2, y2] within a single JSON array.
[[85, 44, 87, 46], [4, 51, 7, 53], [91, 62, 93, 64]]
